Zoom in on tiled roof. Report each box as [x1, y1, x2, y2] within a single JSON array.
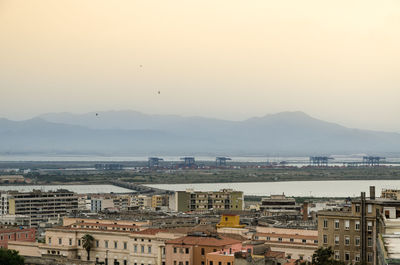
[[166, 235, 241, 247]]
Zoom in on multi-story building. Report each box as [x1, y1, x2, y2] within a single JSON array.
[[253, 226, 318, 262], [131, 195, 152, 209], [318, 186, 400, 265], [260, 195, 301, 216], [165, 232, 242, 265], [5, 189, 78, 227], [90, 194, 130, 212], [152, 195, 169, 209], [381, 189, 400, 200], [170, 189, 244, 212], [0, 214, 31, 227], [0, 226, 36, 248], [0, 192, 10, 215], [9, 218, 186, 265]]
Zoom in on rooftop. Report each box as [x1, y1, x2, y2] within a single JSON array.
[[166, 235, 241, 247]]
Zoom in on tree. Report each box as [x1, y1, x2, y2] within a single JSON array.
[[311, 247, 345, 265], [0, 249, 24, 265], [81, 234, 95, 261]]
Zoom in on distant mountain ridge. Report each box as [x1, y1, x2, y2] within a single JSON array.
[[0, 111, 399, 155]]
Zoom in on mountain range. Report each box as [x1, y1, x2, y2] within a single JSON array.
[[0, 110, 399, 156]]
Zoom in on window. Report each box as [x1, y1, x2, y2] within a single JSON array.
[[345, 252, 350, 261], [134, 245, 137, 253], [302, 239, 306, 243], [278, 237, 282, 242], [266, 236, 270, 241], [58, 238, 62, 245], [334, 251, 340, 260], [186, 262, 189, 265], [335, 220, 340, 229], [335, 235, 339, 245], [78, 239, 81, 246], [368, 237, 372, 247], [345, 236, 350, 246], [114, 241, 118, 249], [355, 204, 360, 212], [77, 255, 81, 260], [96, 240, 99, 247], [210, 262, 213, 265], [174, 262, 177, 265], [148, 246, 152, 253], [174, 247, 177, 253], [201, 248, 205, 255], [367, 252, 373, 262], [355, 236, 360, 246], [219, 262, 222, 265], [48, 237, 52, 244], [323, 219, 328, 228], [290, 238, 294, 242], [185, 248, 189, 254], [368, 221, 373, 231], [141, 245, 145, 253], [69, 238, 72, 246], [367, 204, 372, 213], [355, 254, 360, 262], [105, 240, 109, 248], [124, 261, 127, 265], [124, 242, 127, 250], [355, 221, 360, 231], [345, 220, 350, 230], [314, 240, 318, 244], [323, 235, 328, 244]]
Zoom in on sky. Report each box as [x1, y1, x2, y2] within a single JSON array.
[[1, 0, 400, 132]]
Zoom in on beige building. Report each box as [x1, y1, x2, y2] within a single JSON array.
[[131, 195, 152, 209], [318, 187, 400, 265], [253, 226, 318, 262], [152, 195, 169, 209], [170, 189, 244, 212], [10, 218, 186, 265], [6, 189, 78, 227]]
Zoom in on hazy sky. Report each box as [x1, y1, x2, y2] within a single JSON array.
[[1, 0, 400, 132]]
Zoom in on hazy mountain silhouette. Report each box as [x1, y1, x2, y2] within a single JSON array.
[[0, 111, 399, 155]]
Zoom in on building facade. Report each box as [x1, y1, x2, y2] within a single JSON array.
[[165, 233, 242, 265], [6, 189, 78, 227], [318, 187, 400, 265], [171, 190, 244, 212], [0, 227, 36, 248]]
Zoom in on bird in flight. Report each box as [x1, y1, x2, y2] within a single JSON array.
[[95, 113, 99, 116], [158, 91, 160, 94]]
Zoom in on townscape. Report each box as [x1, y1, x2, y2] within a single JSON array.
[[2, 1, 400, 265], [0, 159, 399, 265]]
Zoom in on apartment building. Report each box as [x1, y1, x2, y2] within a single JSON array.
[[152, 195, 169, 209], [165, 232, 242, 265], [170, 189, 244, 212], [5, 189, 78, 227], [9, 219, 186, 265], [253, 226, 318, 262], [90, 194, 131, 212], [318, 186, 400, 265], [131, 195, 152, 209]]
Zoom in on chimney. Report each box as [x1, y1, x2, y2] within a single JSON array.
[[370, 186, 376, 200], [302, 201, 309, 221]]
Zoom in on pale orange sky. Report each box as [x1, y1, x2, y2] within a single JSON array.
[[0, 0, 400, 131]]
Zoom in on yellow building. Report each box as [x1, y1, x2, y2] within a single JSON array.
[[216, 214, 245, 228]]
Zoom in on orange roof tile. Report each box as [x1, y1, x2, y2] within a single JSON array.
[[166, 235, 241, 247]]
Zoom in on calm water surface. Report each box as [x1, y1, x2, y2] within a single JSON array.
[[0, 184, 134, 194], [147, 180, 400, 197]]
